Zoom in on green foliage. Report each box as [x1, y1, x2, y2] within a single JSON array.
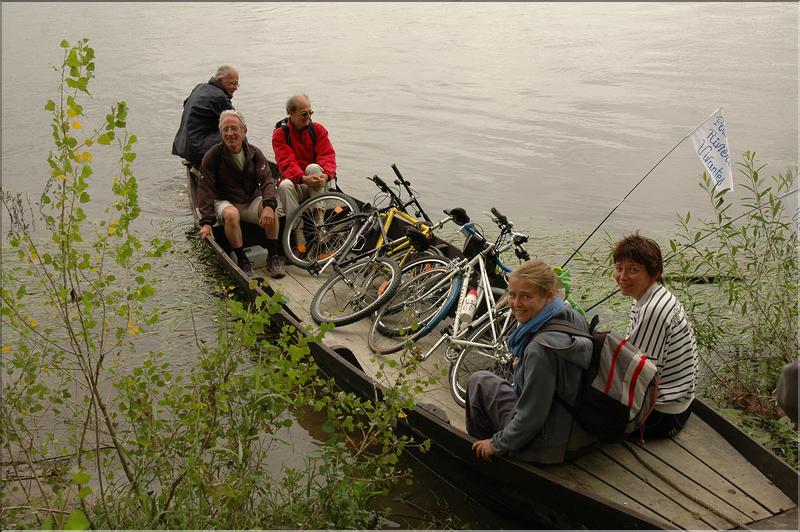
[[666, 152, 798, 419], [1, 38, 431, 530]]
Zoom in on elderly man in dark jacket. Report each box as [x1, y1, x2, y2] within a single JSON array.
[[197, 110, 284, 278], [172, 65, 239, 166]]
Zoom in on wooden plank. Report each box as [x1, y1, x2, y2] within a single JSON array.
[[573, 451, 713, 529], [602, 443, 752, 528], [672, 414, 795, 514], [633, 433, 771, 521], [553, 463, 670, 527]]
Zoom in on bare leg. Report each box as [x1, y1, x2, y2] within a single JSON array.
[[221, 205, 243, 248]]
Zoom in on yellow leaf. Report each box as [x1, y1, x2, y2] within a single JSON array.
[[29, 319, 39, 329], [397, 410, 407, 419], [107, 226, 117, 236], [80, 151, 93, 162], [67, 108, 77, 118], [56, 174, 67, 181], [72, 121, 81, 129], [1, 346, 10, 354], [30, 252, 39, 261]]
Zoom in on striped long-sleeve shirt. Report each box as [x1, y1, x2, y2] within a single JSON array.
[[626, 283, 698, 414]]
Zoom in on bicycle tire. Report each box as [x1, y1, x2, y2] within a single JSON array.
[[281, 191, 361, 269], [310, 256, 401, 326], [368, 266, 462, 354], [448, 307, 517, 408]]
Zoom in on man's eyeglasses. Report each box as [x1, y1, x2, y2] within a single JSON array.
[[299, 110, 314, 118]]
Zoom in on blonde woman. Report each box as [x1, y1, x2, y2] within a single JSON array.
[[467, 260, 597, 464]]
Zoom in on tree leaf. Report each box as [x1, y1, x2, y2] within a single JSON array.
[[64, 509, 89, 530]]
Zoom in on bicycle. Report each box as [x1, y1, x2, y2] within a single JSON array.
[[281, 164, 442, 272], [308, 204, 458, 327], [367, 208, 531, 404]]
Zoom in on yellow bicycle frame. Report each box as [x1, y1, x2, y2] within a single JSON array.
[[375, 207, 433, 267]]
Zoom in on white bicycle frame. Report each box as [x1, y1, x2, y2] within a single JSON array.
[[419, 237, 517, 361]]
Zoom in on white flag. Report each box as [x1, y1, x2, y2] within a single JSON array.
[[690, 107, 734, 191]]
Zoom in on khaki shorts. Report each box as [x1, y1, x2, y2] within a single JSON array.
[[214, 197, 262, 225]]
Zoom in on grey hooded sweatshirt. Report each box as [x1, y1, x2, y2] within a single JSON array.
[[491, 305, 598, 464]]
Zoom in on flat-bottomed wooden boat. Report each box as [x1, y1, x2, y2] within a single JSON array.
[[186, 163, 798, 529]]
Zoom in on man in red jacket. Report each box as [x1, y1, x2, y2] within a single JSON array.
[[272, 94, 337, 257]]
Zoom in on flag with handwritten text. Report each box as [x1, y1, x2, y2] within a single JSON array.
[[690, 107, 733, 191]]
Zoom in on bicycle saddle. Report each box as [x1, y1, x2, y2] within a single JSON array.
[[444, 207, 470, 225]]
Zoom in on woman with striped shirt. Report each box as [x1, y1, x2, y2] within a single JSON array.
[[613, 233, 699, 438]]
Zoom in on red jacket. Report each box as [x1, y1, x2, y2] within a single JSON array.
[[272, 121, 337, 184]]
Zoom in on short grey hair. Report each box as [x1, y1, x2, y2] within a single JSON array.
[[286, 93, 311, 113], [215, 65, 237, 80], [219, 109, 246, 130]]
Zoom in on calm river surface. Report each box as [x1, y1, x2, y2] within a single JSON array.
[[2, 1, 798, 526]]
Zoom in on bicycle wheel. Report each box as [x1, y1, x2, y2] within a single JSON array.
[[448, 307, 517, 408], [368, 265, 461, 354], [281, 191, 361, 269], [310, 256, 401, 326]]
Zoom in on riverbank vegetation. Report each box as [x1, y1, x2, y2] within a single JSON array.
[[576, 154, 798, 467], [0, 39, 438, 529]]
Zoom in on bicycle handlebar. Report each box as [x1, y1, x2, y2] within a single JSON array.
[[391, 163, 410, 187], [490, 207, 509, 227]]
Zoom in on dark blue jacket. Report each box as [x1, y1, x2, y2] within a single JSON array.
[[172, 78, 233, 164]]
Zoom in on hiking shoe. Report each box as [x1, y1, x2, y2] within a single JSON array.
[[239, 258, 254, 275], [267, 255, 286, 279]]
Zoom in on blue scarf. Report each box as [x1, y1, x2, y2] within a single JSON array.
[[508, 296, 565, 395]]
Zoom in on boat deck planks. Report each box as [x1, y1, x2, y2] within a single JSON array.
[[574, 449, 714, 529], [600, 441, 751, 528], [631, 429, 772, 521], [553, 463, 669, 526], [670, 413, 795, 515]]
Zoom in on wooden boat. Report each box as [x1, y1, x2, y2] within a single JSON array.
[[186, 162, 798, 529]]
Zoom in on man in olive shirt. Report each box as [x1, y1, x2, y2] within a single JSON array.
[[197, 110, 284, 278]]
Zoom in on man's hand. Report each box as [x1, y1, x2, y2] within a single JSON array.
[[472, 439, 495, 462], [259, 205, 275, 229], [302, 172, 327, 189], [199, 224, 214, 240]]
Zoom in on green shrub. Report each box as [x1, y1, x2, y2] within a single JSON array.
[[0, 38, 431, 529]]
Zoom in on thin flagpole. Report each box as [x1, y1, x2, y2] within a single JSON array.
[[562, 107, 724, 268]]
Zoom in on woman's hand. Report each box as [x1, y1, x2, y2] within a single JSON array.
[[472, 439, 495, 462]]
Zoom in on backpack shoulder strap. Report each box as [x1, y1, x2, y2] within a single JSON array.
[[275, 118, 291, 146], [537, 319, 593, 340]]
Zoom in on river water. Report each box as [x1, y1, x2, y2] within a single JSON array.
[[1, 1, 798, 526]]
